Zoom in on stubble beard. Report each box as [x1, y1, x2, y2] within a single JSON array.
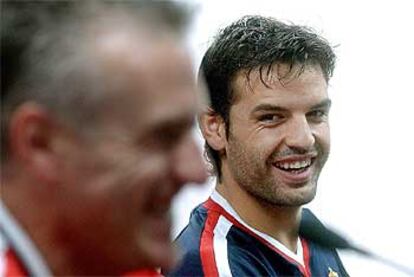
[[227, 137, 327, 208]]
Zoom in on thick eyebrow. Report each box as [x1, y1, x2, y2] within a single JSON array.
[[251, 104, 288, 114], [251, 98, 332, 114], [310, 98, 332, 110]]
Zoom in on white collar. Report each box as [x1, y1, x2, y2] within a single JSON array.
[[0, 201, 52, 276]]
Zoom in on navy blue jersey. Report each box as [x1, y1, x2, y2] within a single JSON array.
[[168, 191, 348, 277]]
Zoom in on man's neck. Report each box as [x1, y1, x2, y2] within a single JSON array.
[[216, 181, 302, 253]]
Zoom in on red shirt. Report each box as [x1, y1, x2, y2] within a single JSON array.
[[0, 247, 28, 277], [124, 268, 163, 276], [1, 233, 162, 277]]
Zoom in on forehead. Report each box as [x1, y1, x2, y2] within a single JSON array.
[[90, 27, 198, 131], [231, 64, 328, 109]]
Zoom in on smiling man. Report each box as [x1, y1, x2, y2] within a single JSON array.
[[168, 16, 348, 276], [0, 1, 206, 276]]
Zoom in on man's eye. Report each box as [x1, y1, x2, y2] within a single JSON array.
[[307, 110, 328, 121], [258, 114, 283, 123]]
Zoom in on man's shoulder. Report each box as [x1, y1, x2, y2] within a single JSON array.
[[175, 202, 209, 248], [170, 222, 286, 276], [169, 200, 273, 276], [167, 203, 208, 276], [300, 208, 349, 276], [304, 239, 348, 275]]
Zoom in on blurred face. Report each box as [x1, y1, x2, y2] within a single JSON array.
[[53, 34, 206, 273], [223, 64, 330, 207]]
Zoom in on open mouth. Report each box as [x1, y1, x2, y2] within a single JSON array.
[[273, 158, 314, 174]]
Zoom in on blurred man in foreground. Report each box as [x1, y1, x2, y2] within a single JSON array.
[[169, 16, 348, 276], [0, 1, 206, 275]]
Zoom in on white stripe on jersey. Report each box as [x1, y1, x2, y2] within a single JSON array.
[[213, 215, 233, 277], [211, 190, 305, 267]]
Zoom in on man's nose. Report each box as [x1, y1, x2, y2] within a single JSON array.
[[171, 134, 207, 186], [284, 115, 315, 150]]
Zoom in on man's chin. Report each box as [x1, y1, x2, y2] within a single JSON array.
[[258, 184, 317, 207], [282, 189, 317, 206]]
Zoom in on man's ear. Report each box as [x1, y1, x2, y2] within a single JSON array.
[[199, 107, 227, 152], [8, 103, 61, 183]]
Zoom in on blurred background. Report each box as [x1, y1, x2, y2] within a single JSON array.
[[173, 0, 414, 276]]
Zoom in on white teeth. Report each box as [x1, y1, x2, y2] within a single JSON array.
[[276, 159, 311, 170]]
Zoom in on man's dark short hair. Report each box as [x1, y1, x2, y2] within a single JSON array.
[[199, 15, 336, 179]]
